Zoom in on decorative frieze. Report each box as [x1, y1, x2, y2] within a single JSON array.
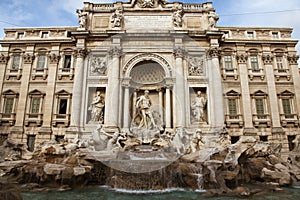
[[0, 54, 9, 64], [48, 53, 61, 64], [236, 54, 248, 64], [262, 54, 274, 65], [23, 54, 35, 64], [287, 54, 299, 65]]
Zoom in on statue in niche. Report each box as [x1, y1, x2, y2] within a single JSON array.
[[208, 11, 219, 30], [90, 56, 107, 75], [111, 7, 123, 28], [191, 91, 207, 123], [134, 90, 157, 130], [76, 9, 87, 29], [173, 7, 183, 28], [88, 91, 105, 124]]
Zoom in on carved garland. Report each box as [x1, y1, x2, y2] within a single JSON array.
[[48, 53, 61, 64], [287, 54, 299, 65], [262, 54, 274, 65], [0, 54, 9, 64], [236, 54, 248, 64], [23, 54, 35, 64]]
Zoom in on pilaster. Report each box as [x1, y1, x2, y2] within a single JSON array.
[[12, 46, 35, 140], [288, 54, 300, 121], [262, 53, 282, 130], [236, 52, 255, 134], [39, 46, 61, 134]]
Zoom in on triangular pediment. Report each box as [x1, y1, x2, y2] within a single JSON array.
[[226, 90, 240, 96]]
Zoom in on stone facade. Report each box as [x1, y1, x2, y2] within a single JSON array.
[[0, 0, 299, 158]]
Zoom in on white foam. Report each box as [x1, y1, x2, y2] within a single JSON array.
[[99, 186, 206, 194]]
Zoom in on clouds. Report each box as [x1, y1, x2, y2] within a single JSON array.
[[0, 0, 300, 51]]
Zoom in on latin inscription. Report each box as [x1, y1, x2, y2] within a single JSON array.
[[125, 15, 172, 30]]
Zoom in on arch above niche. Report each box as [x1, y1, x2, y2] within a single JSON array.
[[130, 60, 165, 85], [123, 53, 172, 78]]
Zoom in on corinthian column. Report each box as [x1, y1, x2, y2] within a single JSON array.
[[104, 46, 122, 128], [173, 47, 186, 128], [69, 48, 87, 131], [208, 47, 224, 129]]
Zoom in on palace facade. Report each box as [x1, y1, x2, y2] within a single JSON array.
[[0, 0, 299, 157]]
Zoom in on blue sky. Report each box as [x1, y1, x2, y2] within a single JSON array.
[[1, 0, 300, 51]]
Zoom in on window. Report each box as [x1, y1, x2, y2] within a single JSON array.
[[63, 55, 72, 69], [17, 32, 24, 39], [12, 55, 21, 70], [41, 32, 49, 38], [224, 55, 233, 70], [27, 135, 35, 152], [252, 91, 270, 125], [272, 32, 279, 39], [250, 56, 259, 71], [37, 55, 46, 69], [255, 99, 265, 115], [4, 97, 14, 114], [276, 56, 284, 70], [282, 98, 292, 116], [58, 99, 68, 114], [231, 136, 240, 144], [228, 98, 237, 116], [247, 32, 254, 39], [288, 136, 296, 151], [30, 97, 40, 114], [260, 136, 268, 142]]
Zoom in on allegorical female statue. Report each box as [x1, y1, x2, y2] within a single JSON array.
[[89, 91, 105, 123], [191, 91, 207, 123]]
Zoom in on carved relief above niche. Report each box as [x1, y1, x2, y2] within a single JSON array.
[[89, 56, 107, 76]]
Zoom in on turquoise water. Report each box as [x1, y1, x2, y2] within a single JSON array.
[[22, 186, 300, 200]]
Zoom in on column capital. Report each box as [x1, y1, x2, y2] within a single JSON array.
[[48, 53, 61, 64], [287, 54, 299, 65], [122, 77, 131, 87], [207, 47, 221, 58], [0, 54, 9, 64], [262, 54, 274, 65], [173, 47, 186, 58], [75, 48, 88, 58], [236, 53, 248, 64], [108, 46, 122, 57], [23, 53, 35, 64]]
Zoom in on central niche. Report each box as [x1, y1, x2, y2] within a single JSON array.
[[130, 60, 165, 85]]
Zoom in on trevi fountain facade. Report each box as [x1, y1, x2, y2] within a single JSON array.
[[0, 0, 300, 196]]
